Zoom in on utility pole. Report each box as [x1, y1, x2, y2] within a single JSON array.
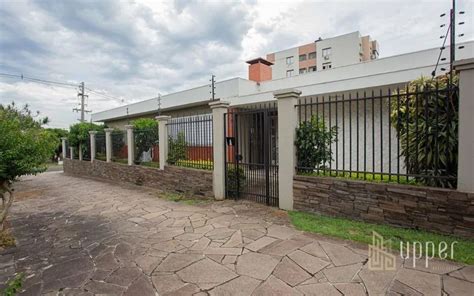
[[73, 82, 91, 122], [210, 74, 216, 101]]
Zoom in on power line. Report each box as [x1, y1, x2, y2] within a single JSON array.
[[0, 72, 78, 88]]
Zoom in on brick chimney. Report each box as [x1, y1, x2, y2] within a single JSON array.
[[246, 58, 273, 83]]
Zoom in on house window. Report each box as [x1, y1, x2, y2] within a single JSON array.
[[286, 69, 294, 77], [308, 66, 316, 72], [322, 62, 332, 70], [299, 68, 307, 74], [286, 56, 294, 65], [322, 47, 331, 58], [299, 54, 307, 61], [308, 52, 316, 59]]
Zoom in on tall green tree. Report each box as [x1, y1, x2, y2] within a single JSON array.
[[46, 128, 69, 161], [0, 103, 56, 228], [132, 118, 159, 162], [68, 122, 104, 157]]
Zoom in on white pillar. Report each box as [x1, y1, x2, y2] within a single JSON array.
[[210, 101, 230, 200], [61, 137, 67, 160], [454, 58, 474, 192], [69, 147, 74, 160], [78, 143, 83, 161], [156, 116, 171, 170], [89, 131, 97, 162], [125, 125, 134, 166], [104, 128, 114, 163], [274, 88, 301, 210]]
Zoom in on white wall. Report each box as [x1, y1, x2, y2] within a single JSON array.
[[91, 41, 474, 123], [91, 78, 243, 122], [316, 31, 362, 70], [271, 47, 299, 80]]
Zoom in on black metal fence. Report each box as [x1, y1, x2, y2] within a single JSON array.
[[295, 79, 458, 188], [167, 114, 213, 170], [111, 130, 127, 163], [82, 137, 91, 161], [96, 132, 106, 161], [134, 128, 159, 167]]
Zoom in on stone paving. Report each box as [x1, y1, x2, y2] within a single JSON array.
[[1, 172, 473, 295]]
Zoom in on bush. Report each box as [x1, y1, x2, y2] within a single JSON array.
[[46, 128, 68, 162], [132, 118, 159, 162], [0, 103, 56, 228], [390, 74, 458, 188], [68, 122, 104, 157], [226, 164, 246, 198], [295, 115, 337, 172], [168, 131, 187, 164]]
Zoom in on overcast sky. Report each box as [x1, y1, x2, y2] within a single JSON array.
[[0, 0, 472, 128]]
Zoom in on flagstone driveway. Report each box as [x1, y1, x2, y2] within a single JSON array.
[[1, 172, 473, 295]]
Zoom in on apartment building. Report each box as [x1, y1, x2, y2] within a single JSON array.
[[263, 31, 379, 80]]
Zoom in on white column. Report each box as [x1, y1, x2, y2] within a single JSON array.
[[104, 128, 114, 163], [454, 58, 474, 192], [274, 88, 301, 210], [78, 143, 83, 161], [156, 116, 171, 170], [125, 125, 134, 166], [89, 131, 97, 162], [210, 101, 230, 200], [69, 147, 74, 160], [61, 137, 67, 160]]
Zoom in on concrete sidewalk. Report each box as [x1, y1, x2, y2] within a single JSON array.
[[1, 172, 472, 295]]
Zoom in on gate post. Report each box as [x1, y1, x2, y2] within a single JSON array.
[[274, 89, 301, 210], [125, 125, 134, 166], [89, 131, 97, 162], [156, 116, 171, 170], [210, 101, 230, 200], [104, 128, 114, 162], [61, 137, 67, 160], [454, 58, 474, 192], [69, 146, 74, 160]]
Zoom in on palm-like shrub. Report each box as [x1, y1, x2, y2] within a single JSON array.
[[390, 74, 458, 188]]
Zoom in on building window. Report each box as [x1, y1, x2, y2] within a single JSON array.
[[299, 54, 307, 61], [299, 68, 307, 74], [308, 66, 316, 72], [322, 47, 331, 58], [308, 52, 316, 59], [286, 56, 294, 65], [286, 69, 294, 77], [322, 62, 332, 70]]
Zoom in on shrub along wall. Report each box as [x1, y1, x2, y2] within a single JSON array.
[[64, 159, 212, 197], [294, 175, 474, 238]]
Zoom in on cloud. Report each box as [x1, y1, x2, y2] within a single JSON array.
[[0, 0, 472, 128]]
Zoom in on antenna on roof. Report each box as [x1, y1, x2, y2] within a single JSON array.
[[209, 74, 216, 101], [157, 93, 162, 116]]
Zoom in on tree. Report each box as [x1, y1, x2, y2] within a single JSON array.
[[0, 103, 56, 229], [295, 115, 337, 172], [168, 131, 187, 164], [390, 74, 458, 188], [68, 122, 104, 158], [132, 118, 159, 162], [46, 128, 68, 162]]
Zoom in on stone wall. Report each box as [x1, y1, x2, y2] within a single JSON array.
[[294, 175, 474, 238], [64, 159, 213, 197]]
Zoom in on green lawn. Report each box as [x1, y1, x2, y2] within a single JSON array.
[[289, 211, 474, 265], [298, 170, 419, 185]]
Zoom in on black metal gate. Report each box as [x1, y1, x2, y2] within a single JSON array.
[[224, 107, 278, 206]]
